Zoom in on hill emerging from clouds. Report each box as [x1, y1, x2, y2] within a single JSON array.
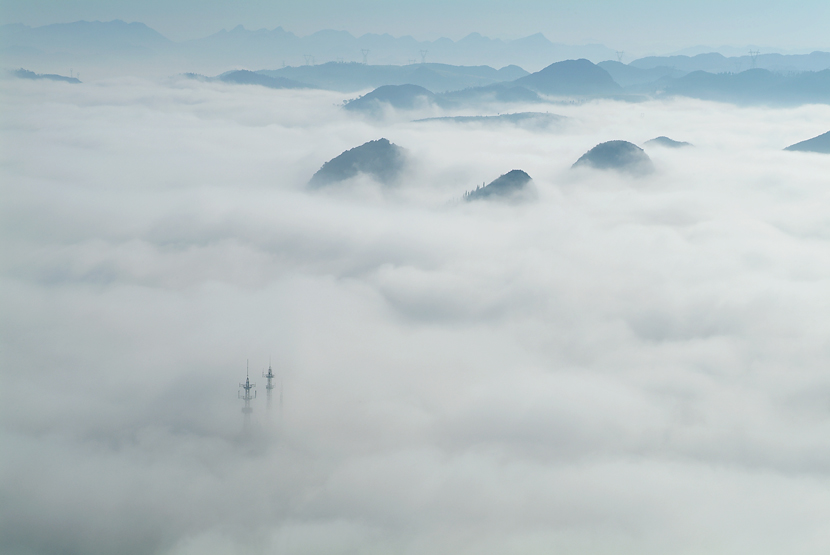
[[784, 130, 830, 153], [309, 138, 407, 187], [573, 141, 654, 174]]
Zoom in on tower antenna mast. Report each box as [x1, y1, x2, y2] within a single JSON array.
[[263, 358, 275, 410], [238, 360, 256, 431]]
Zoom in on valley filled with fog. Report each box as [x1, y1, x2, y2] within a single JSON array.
[[2, 74, 830, 554]]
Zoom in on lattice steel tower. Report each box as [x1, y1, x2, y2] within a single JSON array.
[[263, 359, 275, 410], [238, 360, 256, 430]]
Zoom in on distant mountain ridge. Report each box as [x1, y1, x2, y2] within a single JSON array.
[[258, 62, 528, 93], [629, 51, 830, 74], [660, 68, 830, 106], [0, 20, 616, 74]]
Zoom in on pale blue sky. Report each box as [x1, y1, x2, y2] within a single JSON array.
[[2, 0, 829, 51]]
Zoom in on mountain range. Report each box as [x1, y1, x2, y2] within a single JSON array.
[[4, 19, 830, 107], [258, 62, 528, 93], [0, 20, 616, 76], [5, 20, 829, 79]]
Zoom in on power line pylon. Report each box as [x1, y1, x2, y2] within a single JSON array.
[[420, 50, 428, 64], [749, 50, 760, 69], [238, 360, 256, 431], [263, 359, 275, 410], [361, 49, 370, 64], [615, 51, 625, 63]]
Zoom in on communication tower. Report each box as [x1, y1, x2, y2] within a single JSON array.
[[263, 359, 275, 410], [238, 360, 256, 429]]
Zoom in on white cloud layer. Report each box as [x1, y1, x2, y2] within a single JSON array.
[[2, 76, 830, 554]]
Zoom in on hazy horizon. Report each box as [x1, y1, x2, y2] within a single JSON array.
[[2, 0, 829, 53]]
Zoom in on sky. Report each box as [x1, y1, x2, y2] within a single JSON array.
[[2, 74, 830, 553], [2, 0, 830, 51]]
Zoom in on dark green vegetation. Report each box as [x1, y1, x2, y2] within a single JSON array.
[[309, 138, 407, 187], [573, 141, 654, 174], [644, 136, 693, 148], [784, 130, 830, 153], [465, 170, 533, 201], [11, 68, 81, 83]]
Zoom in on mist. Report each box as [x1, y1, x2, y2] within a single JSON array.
[[2, 74, 830, 555]]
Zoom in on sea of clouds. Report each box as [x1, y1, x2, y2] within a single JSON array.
[[2, 75, 830, 555]]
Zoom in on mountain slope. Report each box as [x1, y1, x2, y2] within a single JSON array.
[[784, 130, 830, 153], [513, 59, 621, 96], [309, 138, 407, 186]]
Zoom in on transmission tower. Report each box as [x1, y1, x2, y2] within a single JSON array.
[[420, 49, 428, 64], [238, 360, 256, 430], [263, 359, 275, 410], [615, 51, 625, 63], [303, 54, 315, 66], [749, 49, 760, 69], [361, 49, 370, 64]]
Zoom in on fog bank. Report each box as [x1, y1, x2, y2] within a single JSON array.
[[2, 77, 830, 554]]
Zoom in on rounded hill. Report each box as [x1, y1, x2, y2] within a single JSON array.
[[572, 141, 654, 174]]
